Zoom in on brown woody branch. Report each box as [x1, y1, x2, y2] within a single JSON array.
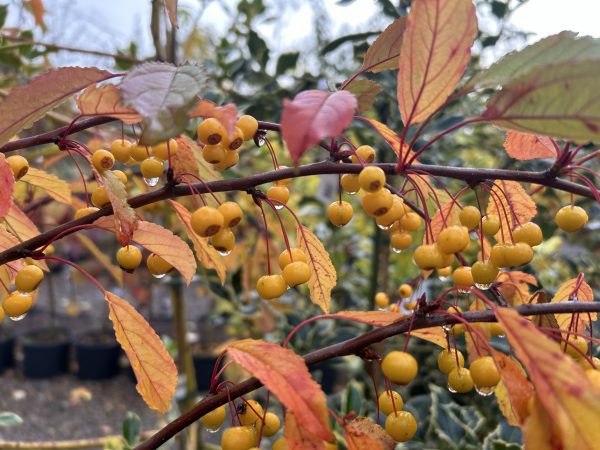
[[135, 301, 600, 450]]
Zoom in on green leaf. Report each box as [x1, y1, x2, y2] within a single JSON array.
[[0, 5, 8, 28], [276, 52, 299, 75], [344, 78, 381, 113], [465, 32, 600, 92], [248, 30, 269, 68], [484, 60, 600, 143], [120, 62, 205, 145], [341, 381, 364, 417], [320, 32, 379, 55], [122, 411, 142, 445], [0, 412, 23, 427]]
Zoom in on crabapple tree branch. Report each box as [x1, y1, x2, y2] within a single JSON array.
[[134, 301, 600, 450]]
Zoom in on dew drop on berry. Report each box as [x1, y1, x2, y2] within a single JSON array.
[[274, 204, 284, 210], [257, 136, 266, 147], [217, 249, 232, 256], [442, 324, 453, 332], [152, 273, 166, 279], [474, 283, 492, 290], [475, 386, 495, 396], [447, 383, 458, 393], [458, 288, 470, 294], [9, 313, 27, 322], [206, 425, 222, 434], [391, 248, 402, 254], [377, 223, 391, 230], [143, 177, 160, 187], [346, 189, 358, 195]]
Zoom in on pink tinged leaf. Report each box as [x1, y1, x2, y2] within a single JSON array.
[[503, 131, 557, 160], [281, 90, 357, 164], [0, 67, 115, 147], [189, 99, 238, 139], [0, 156, 14, 219], [397, 0, 478, 125]]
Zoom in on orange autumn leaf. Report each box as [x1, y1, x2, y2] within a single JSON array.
[[495, 307, 600, 450], [172, 135, 200, 179], [503, 130, 557, 160], [523, 396, 563, 450], [397, 0, 477, 125], [493, 351, 534, 427], [330, 310, 404, 326], [169, 200, 226, 284], [0, 155, 14, 219], [105, 291, 177, 413], [497, 271, 538, 306], [297, 225, 336, 314], [486, 180, 537, 241], [429, 200, 460, 242], [190, 99, 238, 139], [551, 277, 595, 330], [345, 417, 395, 450], [20, 167, 71, 205], [0, 228, 25, 279], [228, 339, 332, 441], [359, 117, 412, 161], [361, 17, 407, 73], [103, 171, 137, 247], [77, 84, 142, 125], [284, 412, 325, 450], [2, 203, 48, 271]]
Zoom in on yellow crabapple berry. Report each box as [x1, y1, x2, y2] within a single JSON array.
[[256, 274, 287, 300], [405, 300, 417, 310], [470, 356, 500, 388], [489, 322, 505, 337], [91, 186, 110, 208], [340, 174, 360, 194], [437, 349, 465, 374], [398, 284, 412, 299], [375, 292, 390, 308], [224, 127, 244, 151], [200, 404, 226, 431], [238, 400, 263, 426], [471, 260, 499, 285], [213, 150, 239, 170], [563, 335, 588, 358], [152, 139, 178, 161], [452, 266, 473, 289], [260, 411, 281, 437], [400, 212, 421, 232], [2, 292, 33, 318], [210, 228, 236, 254], [437, 225, 470, 254], [283, 261, 311, 287], [141, 157, 164, 179], [191, 206, 224, 237], [272, 437, 287, 450], [112, 170, 128, 185], [361, 188, 393, 217], [198, 118, 227, 145], [236, 115, 259, 141], [278, 248, 308, 269], [513, 222, 543, 246], [378, 390, 403, 415], [221, 426, 257, 450], [15, 265, 44, 292], [91, 149, 115, 172], [110, 139, 133, 163], [202, 144, 226, 164], [358, 166, 386, 192], [146, 253, 173, 277], [555, 205, 588, 232], [351, 145, 376, 163], [448, 367, 474, 393], [391, 232, 413, 252], [385, 411, 417, 442], [437, 266, 452, 277], [489, 243, 509, 268], [327, 201, 353, 227], [381, 351, 418, 385], [481, 214, 500, 236], [585, 369, 600, 390], [218, 201, 243, 228], [413, 244, 444, 270], [376, 198, 405, 228], [130, 144, 151, 162], [116, 246, 142, 271], [459, 206, 481, 230], [389, 303, 400, 312], [7, 155, 29, 179], [504, 242, 534, 266], [267, 185, 290, 206], [74, 206, 100, 220], [579, 356, 600, 370]]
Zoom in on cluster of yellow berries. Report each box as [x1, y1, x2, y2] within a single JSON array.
[[256, 247, 312, 300], [190, 201, 244, 255], [437, 349, 501, 395], [198, 115, 258, 171], [115, 246, 173, 278], [1, 265, 45, 321], [375, 283, 414, 312]]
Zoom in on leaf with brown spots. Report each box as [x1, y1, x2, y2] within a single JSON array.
[[345, 417, 395, 450], [486, 180, 537, 242]]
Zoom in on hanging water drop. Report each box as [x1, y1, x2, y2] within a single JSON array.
[[447, 383, 457, 394], [377, 223, 391, 231], [475, 283, 491, 290], [257, 135, 266, 147], [152, 273, 166, 279], [391, 248, 402, 254], [206, 425, 222, 434], [217, 249, 232, 256], [274, 204, 283, 210], [475, 386, 495, 396], [9, 313, 27, 322], [143, 177, 159, 187], [442, 324, 453, 332]]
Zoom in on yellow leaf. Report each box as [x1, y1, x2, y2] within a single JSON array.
[[486, 180, 537, 242], [168, 200, 226, 284], [76, 234, 123, 287], [551, 277, 595, 331], [76, 84, 142, 124], [496, 307, 600, 450], [20, 167, 71, 205], [105, 291, 177, 413], [493, 352, 534, 426], [397, 0, 477, 125], [284, 412, 325, 449], [103, 171, 137, 247], [345, 416, 396, 450], [296, 225, 336, 314]]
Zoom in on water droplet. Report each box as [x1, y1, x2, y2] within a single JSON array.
[[274, 204, 284, 210], [206, 425, 222, 433], [495, 333, 506, 339], [447, 383, 457, 393], [442, 324, 453, 332], [469, 230, 479, 239], [257, 136, 266, 147], [475, 386, 495, 396], [475, 283, 491, 290], [458, 288, 470, 294], [152, 273, 166, 279], [9, 313, 27, 321], [438, 276, 449, 282], [217, 249, 232, 256], [392, 248, 402, 254], [346, 190, 358, 195], [143, 177, 159, 187], [377, 223, 391, 230]]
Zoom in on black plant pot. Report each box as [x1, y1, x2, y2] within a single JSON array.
[[21, 327, 71, 379], [0, 335, 15, 373], [75, 331, 121, 380], [193, 355, 220, 391]]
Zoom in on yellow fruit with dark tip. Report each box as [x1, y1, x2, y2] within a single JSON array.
[[236, 115, 259, 141], [224, 127, 244, 151], [283, 261, 311, 287], [200, 405, 226, 431], [459, 206, 481, 230], [110, 139, 132, 163], [146, 254, 173, 276], [376, 198, 405, 228], [361, 188, 393, 217], [152, 139, 179, 160], [256, 274, 287, 300], [278, 248, 308, 269], [327, 201, 353, 227], [267, 185, 290, 206], [74, 206, 100, 220], [218, 201, 243, 228], [555, 205, 588, 232], [6, 155, 29, 180], [448, 367, 474, 393], [141, 157, 164, 179], [210, 228, 235, 254], [340, 174, 360, 194], [91, 149, 115, 172], [198, 118, 227, 145], [381, 351, 418, 385], [385, 411, 417, 442], [2, 292, 33, 317], [191, 206, 224, 237], [375, 292, 390, 308], [213, 150, 239, 170], [378, 390, 403, 415], [116, 246, 142, 271], [202, 144, 226, 164], [91, 186, 110, 207], [351, 145, 376, 163], [358, 166, 386, 192], [15, 265, 44, 292], [437, 349, 465, 374]]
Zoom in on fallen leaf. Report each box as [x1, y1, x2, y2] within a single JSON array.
[[345, 416, 396, 450], [281, 90, 356, 164], [284, 412, 325, 449], [105, 291, 177, 413], [20, 167, 72, 205], [296, 225, 336, 314], [397, 0, 477, 125], [344, 79, 381, 114], [551, 277, 595, 331], [503, 130, 557, 160], [189, 99, 237, 139], [76, 234, 123, 287], [0, 155, 14, 218], [228, 339, 332, 441], [77, 84, 142, 124], [486, 180, 537, 242], [493, 352, 534, 426], [103, 171, 137, 247], [361, 17, 407, 73]]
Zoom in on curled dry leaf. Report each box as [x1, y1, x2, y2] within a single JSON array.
[[296, 225, 336, 314], [77, 83, 142, 124], [227, 339, 332, 441], [0, 155, 14, 219], [345, 416, 396, 450], [503, 130, 557, 160], [189, 99, 238, 140], [105, 291, 177, 413], [103, 171, 137, 247], [20, 167, 72, 205], [284, 412, 325, 450]]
